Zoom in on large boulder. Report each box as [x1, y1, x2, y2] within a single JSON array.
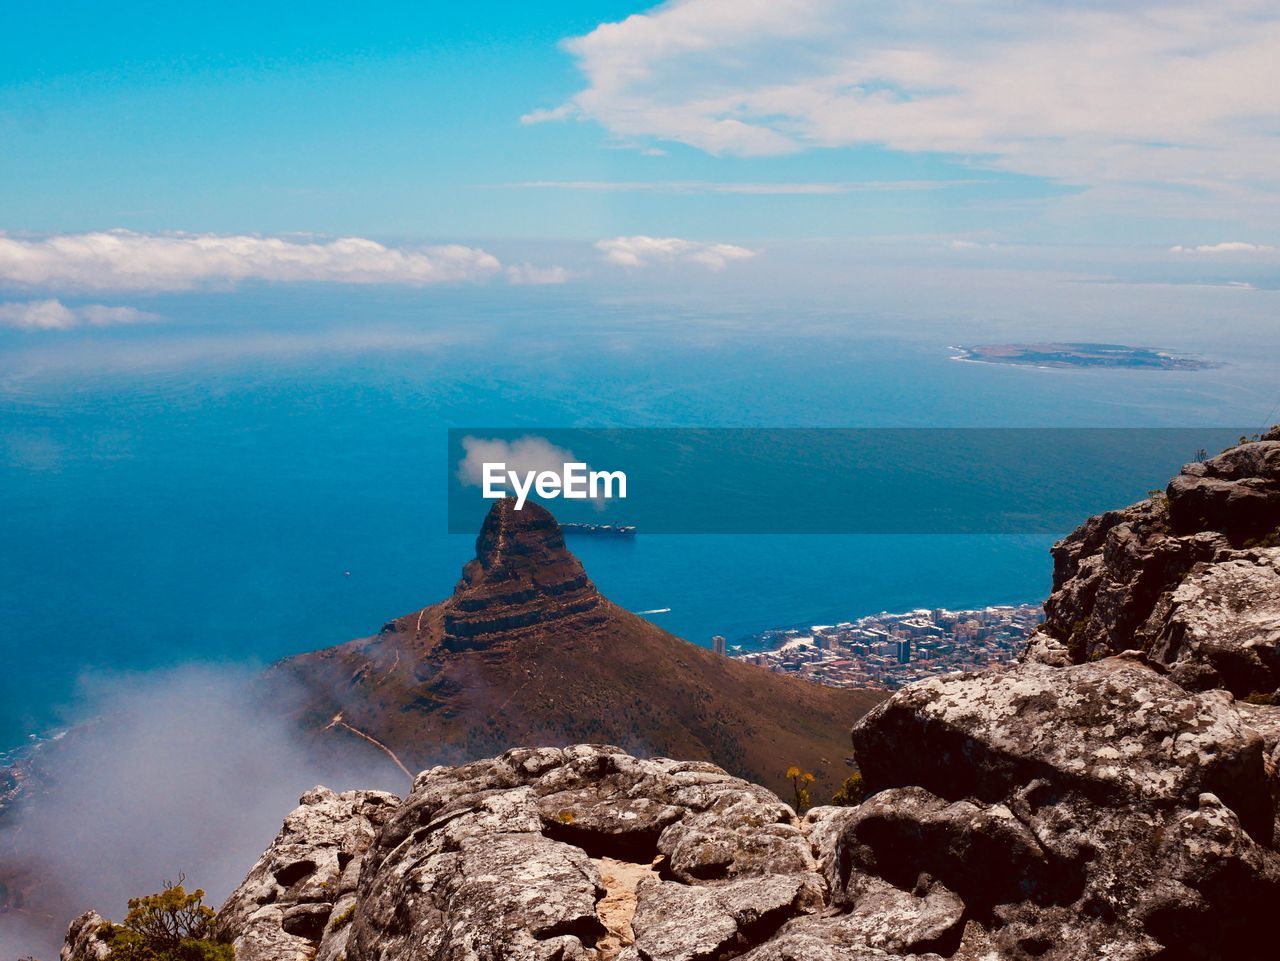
[[60, 911, 112, 961], [852, 658, 1271, 832], [340, 745, 822, 961], [1037, 435, 1280, 697], [1141, 547, 1280, 696], [1165, 441, 1280, 543], [213, 785, 400, 961], [843, 656, 1280, 960]]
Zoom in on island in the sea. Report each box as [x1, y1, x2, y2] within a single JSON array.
[[950, 342, 1213, 370]]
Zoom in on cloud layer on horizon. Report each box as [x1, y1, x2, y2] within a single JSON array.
[[596, 235, 756, 270], [508, 179, 977, 195], [529, 0, 1280, 212], [0, 230, 506, 292], [505, 262, 573, 285], [0, 299, 160, 330], [1170, 241, 1278, 254]]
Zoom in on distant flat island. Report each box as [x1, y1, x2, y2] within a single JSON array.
[[951, 342, 1213, 370]]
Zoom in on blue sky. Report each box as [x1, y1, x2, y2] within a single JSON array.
[[1, 0, 1278, 330], [0, 1, 1158, 241]]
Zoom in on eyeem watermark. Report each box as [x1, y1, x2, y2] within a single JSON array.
[[483, 462, 627, 510], [453, 428, 1253, 533]]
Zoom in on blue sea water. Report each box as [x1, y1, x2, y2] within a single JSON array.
[[2, 285, 1278, 745]]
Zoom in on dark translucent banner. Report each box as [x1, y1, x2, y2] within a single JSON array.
[[446, 428, 1250, 535]]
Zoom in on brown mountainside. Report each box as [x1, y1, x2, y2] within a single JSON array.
[[272, 499, 884, 797]]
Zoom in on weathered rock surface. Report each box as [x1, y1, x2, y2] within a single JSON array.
[[60, 911, 111, 961], [118, 745, 824, 961], [846, 657, 1280, 959], [212, 785, 400, 961], [853, 658, 1270, 827], [1038, 433, 1280, 697], [1142, 547, 1280, 695], [342, 745, 822, 961]]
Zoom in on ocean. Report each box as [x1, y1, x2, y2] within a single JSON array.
[[2, 283, 1278, 746]]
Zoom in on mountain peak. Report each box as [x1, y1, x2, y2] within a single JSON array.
[[442, 498, 603, 650], [276, 498, 883, 795], [468, 497, 573, 576]]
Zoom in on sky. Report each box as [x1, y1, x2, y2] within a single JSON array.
[[0, 1, 1278, 336], [3, 3, 1279, 242]]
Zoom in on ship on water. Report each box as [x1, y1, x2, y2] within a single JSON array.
[[560, 522, 636, 538]]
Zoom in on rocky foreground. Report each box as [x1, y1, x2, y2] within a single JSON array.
[[62, 431, 1280, 961], [63, 667, 1280, 961]]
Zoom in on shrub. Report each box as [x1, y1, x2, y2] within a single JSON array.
[[831, 771, 865, 806], [106, 878, 233, 961], [786, 765, 815, 813], [1242, 527, 1280, 549]]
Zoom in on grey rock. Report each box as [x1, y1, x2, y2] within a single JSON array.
[[737, 911, 949, 961], [1166, 441, 1280, 542], [336, 745, 822, 961], [64, 714, 1280, 961], [846, 655, 1280, 959], [213, 784, 400, 961], [853, 658, 1270, 825], [1038, 497, 1228, 665], [832, 873, 964, 954], [1141, 547, 1280, 696], [60, 911, 112, 961], [799, 805, 859, 894], [631, 874, 807, 961], [1038, 437, 1280, 692]]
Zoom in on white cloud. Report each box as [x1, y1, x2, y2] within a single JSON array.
[[596, 235, 757, 270], [505, 262, 573, 285], [1170, 241, 1277, 254], [520, 104, 578, 125], [457, 435, 612, 510], [0, 230, 502, 292], [0, 298, 159, 330], [508, 179, 974, 195], [458, 435, 580, 488], [539, 1, 1280, 202], [0, 299, 76, 330]]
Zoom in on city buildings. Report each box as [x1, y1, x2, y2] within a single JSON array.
[[729, 604, 1044, 690]]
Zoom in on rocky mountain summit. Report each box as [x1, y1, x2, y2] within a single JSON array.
[[440, 498, 607, 649], [1035, 425, 1280, 695], [273, 498, 883, 797], [61, 433, 1280, 960]]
